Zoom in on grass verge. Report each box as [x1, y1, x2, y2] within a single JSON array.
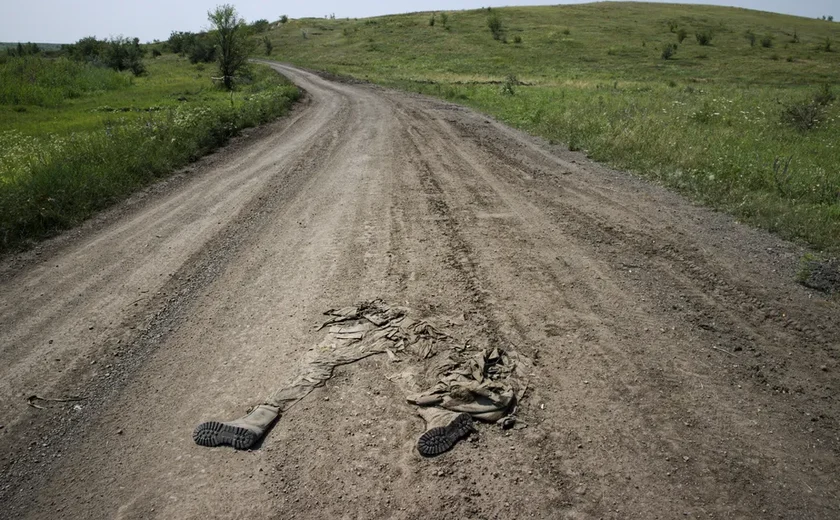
[[0, 56, 299, 252]]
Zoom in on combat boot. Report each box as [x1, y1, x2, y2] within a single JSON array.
[[193, 404, 280, 450]]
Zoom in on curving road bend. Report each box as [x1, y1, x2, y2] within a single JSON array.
[[1, 63, 839, 519]]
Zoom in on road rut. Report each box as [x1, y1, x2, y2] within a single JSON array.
[[1, 63, 838, 519]]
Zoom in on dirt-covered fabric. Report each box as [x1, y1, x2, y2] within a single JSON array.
[[263, 300, 526, 423]]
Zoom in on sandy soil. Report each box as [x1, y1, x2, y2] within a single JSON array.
[[1, 63, 838, 519]]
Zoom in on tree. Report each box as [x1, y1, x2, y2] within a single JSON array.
[[208, 4, 251, 90]]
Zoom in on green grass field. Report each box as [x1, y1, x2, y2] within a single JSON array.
[[264, 2, 840, 252], [0, 54, 299, 252]]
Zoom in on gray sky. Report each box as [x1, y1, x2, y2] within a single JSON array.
[[1, 1, 836, 44]]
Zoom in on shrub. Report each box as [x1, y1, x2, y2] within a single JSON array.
[[761, 35, 773, 48], [280, 15, 288, 24], [262, 36, 273, 55], [781, 99, 823, 131], [440, 12, 449, 28], [104, 37, 146, 76], [813, 83, 835, 105], [500, 74, 518, 95], [429, 14, 435, 27], [661, 43, 677, 60], [745, 30, 756, 47], [791, 29, 800, 43], [823, 38, 832, 52], [695, 30, 713, 45], [188, 36, 216, 64], [250, 19, 270, 33], [668, 21, 678, 33], [562, 28, 571, 35], [514, 35, 522, 44], [151, 49, 162, 58], [487, 12, 504, 40], [676, 28, 688, 43]]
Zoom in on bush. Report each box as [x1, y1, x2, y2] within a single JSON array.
[[514, 35, 522, 44], [487, 12, 504, 40], [676, 28, 688, 43], [813, 83, 835, 105], [780, 86, 833, 132], [500, 74, 518, 95], [151, 49, 162, 58], [823, 38, 832, 52], [781, 101, 822, 131], [105, 37, 146, 76], [429, 14, 435, 27], [695, 30, 713, 46], [661, 43, 678, 60], [440, 12, 449, 28], [263, 36, 273, 55], [761, 35, 773, 48], [250, 19, 270, 33], [745, 30, 756, 47], [562, 28, 571, 35], [188, 36, 216, 64], [280, 15, 289, 24]]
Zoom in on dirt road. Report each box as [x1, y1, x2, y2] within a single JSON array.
[[1, 63, 839, 519]]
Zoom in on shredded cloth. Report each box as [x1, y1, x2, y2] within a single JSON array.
[[263, 300, 527, 422]]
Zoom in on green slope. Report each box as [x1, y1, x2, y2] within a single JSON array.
[[264, 2, 840, 253]]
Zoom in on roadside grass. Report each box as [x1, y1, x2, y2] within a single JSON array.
[[265, 2, 840, 252], [0, 55, 299, 252]]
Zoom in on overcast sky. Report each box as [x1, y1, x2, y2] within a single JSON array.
[[2, 1, 836, 44]]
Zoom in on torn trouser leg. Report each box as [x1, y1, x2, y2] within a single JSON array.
[[193, 404, 281, 450], [416, 407, 475, 457]]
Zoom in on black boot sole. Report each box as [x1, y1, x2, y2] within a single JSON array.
[[193, 421, 258, 450], [417, 413, 474, 456]]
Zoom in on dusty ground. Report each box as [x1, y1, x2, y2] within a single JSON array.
[[1, 63, 839, 519]]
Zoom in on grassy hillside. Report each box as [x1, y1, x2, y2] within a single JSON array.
[[264, 2, 840, 252], [0, 55, 299, 251]]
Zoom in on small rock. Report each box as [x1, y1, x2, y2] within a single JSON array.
[[821, 365, 829, 372], [117, 429, 123, 435]]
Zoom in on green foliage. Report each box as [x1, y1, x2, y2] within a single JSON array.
[[500, 74, 518, 95], [105, 37, 146, 76], [208, 4, 252, 90], [0, 56, 131, 107], [429, 14, 435, 27], [823, 38, 832, 52], [676, 28, 688, 43], [440, 12, 449, 28], [263, 36, 273, 55], [514, 35, 522, 44], [0, 59, 299, 251], [487, 12, 504, 41], [250, 19, 270, 33], [5, 42, 41, 58], [695, 30, 713, 46], [745, 30, 756, 47], [761, 35, 774, 48], [661, 43, 677, 60], [280, 15, 289, 24]]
